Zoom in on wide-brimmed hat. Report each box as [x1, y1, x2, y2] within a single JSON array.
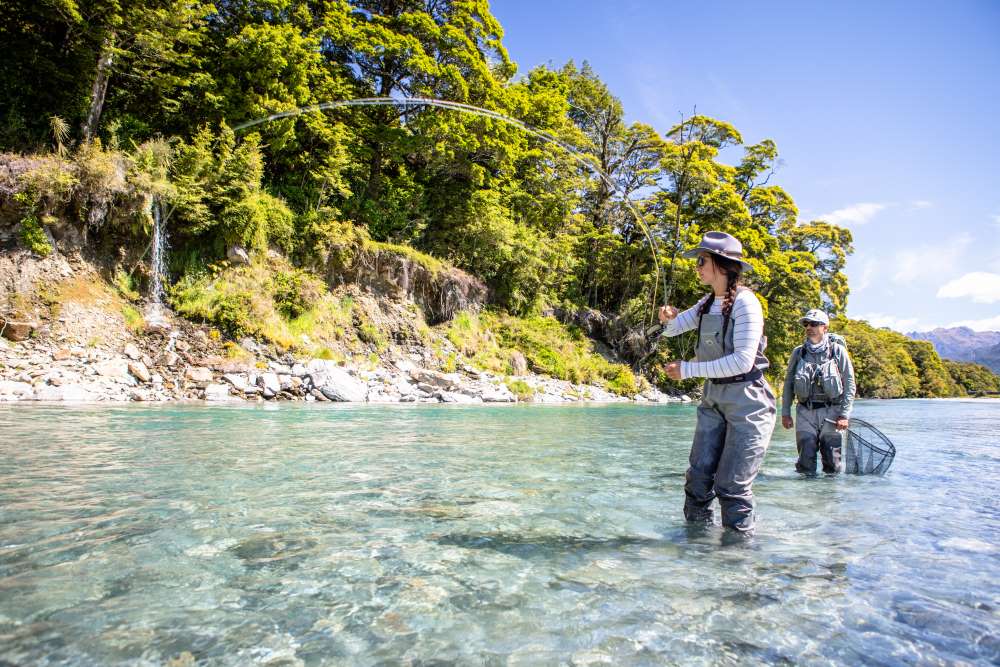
[[799, 308, 830, 326], [681, 231, 753, 272]]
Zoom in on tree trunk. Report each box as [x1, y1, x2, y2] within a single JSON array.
[[81, 32, 115, 143]]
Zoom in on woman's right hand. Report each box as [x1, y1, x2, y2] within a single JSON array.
[[658, 305, 679, 323]]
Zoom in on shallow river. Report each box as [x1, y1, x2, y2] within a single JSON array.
[[1, 399, 997, 665]]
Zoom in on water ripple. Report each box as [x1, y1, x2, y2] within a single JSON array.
[[0, 400, 998, 665]]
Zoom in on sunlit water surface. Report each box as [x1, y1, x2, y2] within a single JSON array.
[[1, 399, 997, 666]]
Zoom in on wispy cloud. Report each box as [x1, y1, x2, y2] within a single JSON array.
[[936, 271, 1000, 304], [853, 312, 924, 332], [853, 257, 877, 292], [910, 200, 933, 209], [892, 235, 971, 285], [944, 314, 1000, 332], [818, 202, 889, 226]]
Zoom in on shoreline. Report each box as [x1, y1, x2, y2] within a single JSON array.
[[0, 333, 690, 406]]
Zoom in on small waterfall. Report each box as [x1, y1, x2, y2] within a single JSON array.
[[150, 197, 167, 304], [144, 196, 171, 332]]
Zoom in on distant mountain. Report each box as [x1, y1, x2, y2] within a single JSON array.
[[907, 327, 1000, 374]]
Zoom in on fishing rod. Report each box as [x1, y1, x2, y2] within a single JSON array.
[[233, 97, 673, 330]]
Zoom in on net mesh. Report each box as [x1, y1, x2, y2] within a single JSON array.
[[844, 418, 896, 475]]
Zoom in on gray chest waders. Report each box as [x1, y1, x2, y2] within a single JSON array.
[[683, 295, 776, 533], [794, 347, 845, 475]]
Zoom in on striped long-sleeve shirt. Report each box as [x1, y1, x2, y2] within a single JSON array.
[[661, 289, 765, 380]]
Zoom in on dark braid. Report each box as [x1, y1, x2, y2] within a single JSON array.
[[698, 255, 743, 318], [722, 268, 740, 321]]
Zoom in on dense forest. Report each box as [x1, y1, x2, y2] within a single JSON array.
[[2, 0, 996, 397]]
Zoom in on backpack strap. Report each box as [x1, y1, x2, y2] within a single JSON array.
[[696, 293, 715, 346]]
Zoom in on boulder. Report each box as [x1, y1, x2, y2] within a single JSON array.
[[0, 316, 37, 342], [123, 343, 141, 360], [204, 383, 237, 401], [222, 373, 250, 392], [509, 351, 528, 375], [409, 368, 460, 389], [94, 358, 130, 379], [394, 379, 418, 396], [533, 392, 567, 404], [52, 348, 72, 361], [128, 361, 152, 383], [439, 391, 483, 404], [185, 366, 214, 384], [315, 366, 368, 402], [0, 381, 33, 400], [211, 359, 251, 374], [367, 388, 402, 404], [227, 245, 251, 265], [34, 384, 92, 401], [257, 372, 280, 398]]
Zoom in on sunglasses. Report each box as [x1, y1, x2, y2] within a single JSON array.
[[696, 256, 708, 268], [802, 321, 824, 328]]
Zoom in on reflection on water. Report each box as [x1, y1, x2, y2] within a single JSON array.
[[1, 400, 998, 665]]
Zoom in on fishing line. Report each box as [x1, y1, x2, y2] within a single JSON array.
[[233, 97, 674, 329]]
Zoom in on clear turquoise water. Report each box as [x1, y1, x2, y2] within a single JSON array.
[[0, 399, 997, 666]]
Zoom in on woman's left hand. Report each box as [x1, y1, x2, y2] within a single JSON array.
[[665, 361, 682, 380]]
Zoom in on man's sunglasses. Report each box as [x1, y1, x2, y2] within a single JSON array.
[[802, 320, 824, 328]]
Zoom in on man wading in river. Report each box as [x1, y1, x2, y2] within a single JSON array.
[[781, 309, 856, 474], [658, 231, 776, 535]]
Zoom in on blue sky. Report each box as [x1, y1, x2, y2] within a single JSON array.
[[491, 0, 1000, 332]]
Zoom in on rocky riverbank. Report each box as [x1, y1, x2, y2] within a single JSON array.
[[0, 328, 687, 405], [0, 246, 691, 406]]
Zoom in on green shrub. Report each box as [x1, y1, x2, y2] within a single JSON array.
[[358, 323, 387, 351], [122, 304, 145, 332], [506, 379, 534, 401], [447, 310, 640, 395], [313, 347, 342, 362], [365, 239, 444, 276], [429, 190, 556, 314], [212, 291, 258, 339], [605, 365, 639, 396], [169, 129, 295, 256], [272, 268, 322, 318], [169, 259, 348, 350], [18, 214, 52, 256], [114, 270, 140, 301], [16, 160, 77, 211]]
